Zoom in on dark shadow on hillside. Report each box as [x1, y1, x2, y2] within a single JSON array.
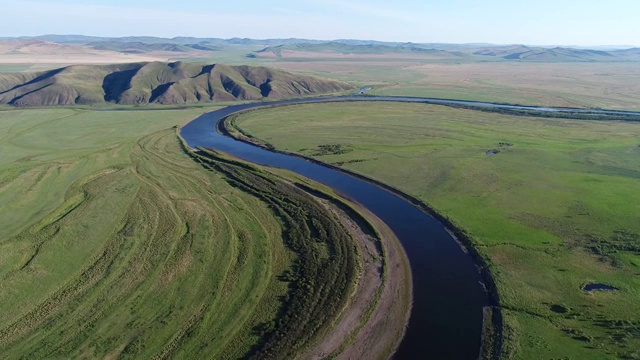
[[0, 68, 64, 95], [259, 80, 272, 97], [8, 84, 52, 105], [102, 67, 140, 102], [149, 82, 175, 103], [195, 64, 215, 77], [220, 75, 245, 98]]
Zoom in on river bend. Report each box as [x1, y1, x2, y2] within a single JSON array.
[[181, 95, 638, 358]]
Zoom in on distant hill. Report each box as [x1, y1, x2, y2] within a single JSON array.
[[470, 45, 639, 62], [0, 62, 353, 106], [87, 41, 221, 53], [0, 40, 132, 57], [611, 48, 640, 55], [0, 40, 87, 55], [254, 42, 463, 59], [0, 40, 164, 64], [0, 35, 326, 47], [1, 36, 639, 63], [250, 42, 640, 62]]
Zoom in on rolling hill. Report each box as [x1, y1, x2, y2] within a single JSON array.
[[0, 40, 164, 64], [253, 42, 462, 59], [0, 40, 98, 56], [3, 36, 640, 63], [470, 45, 624, 61], [612, 47, 640, 55], [250, 42, 640, 62], [87, 41, 221, 53], [0, 35, 326, 47], [0, 61, 353, 106]]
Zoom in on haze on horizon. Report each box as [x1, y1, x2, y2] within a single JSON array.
[[1, 0, 639, 46]]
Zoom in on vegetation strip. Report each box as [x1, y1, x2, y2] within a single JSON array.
[[179, 139, 411, 359]]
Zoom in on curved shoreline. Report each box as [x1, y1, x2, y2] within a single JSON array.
[[217, 101, 503, 358], [176, 94, 640, 357], [177, 136, 412, 359], [240, 94, 640, 118], [298, 182, 413, 359]]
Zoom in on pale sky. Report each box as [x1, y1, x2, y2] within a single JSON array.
[[1, 0, 639, 45]]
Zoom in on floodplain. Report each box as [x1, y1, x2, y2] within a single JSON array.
[[232, 101, 640, 359]]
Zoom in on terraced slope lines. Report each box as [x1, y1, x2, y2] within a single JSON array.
[[0, 108, 409, 359]]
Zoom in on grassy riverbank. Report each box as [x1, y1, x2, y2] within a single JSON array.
[[0, 107, 409, 358], [232, 102, 640, 359], [191, 148, 412, 359]]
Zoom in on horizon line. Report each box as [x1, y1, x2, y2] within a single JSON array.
[[0, 34, 638, 49]]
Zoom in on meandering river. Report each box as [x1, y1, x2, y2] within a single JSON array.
[[180, 96, 640, 359]]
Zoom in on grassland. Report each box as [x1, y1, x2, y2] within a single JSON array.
[[193, 149, 411, 359], [0, 107, 409, 358], [0, 40, 164, 68], [232, 102, 640, 359], [5, 39, 640, 112], [286, 61, 640, 111], [0, 107, 288, 358], [0, 41, 265, 73]]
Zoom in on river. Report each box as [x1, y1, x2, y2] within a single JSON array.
[[180, 96, 640, 358]]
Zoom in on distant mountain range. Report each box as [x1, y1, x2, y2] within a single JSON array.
[[470, 45, 624, 61], [86, 41, 221, 53], [0, 62, 352, 106], [0, 35, 636, 52], [0, 35, 639, 63], [255, 42, 461, 57], [0, 35, 327, 46], [252, 42, 640, 62]]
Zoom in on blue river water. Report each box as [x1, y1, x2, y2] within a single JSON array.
[[181, 96, 640, 358]]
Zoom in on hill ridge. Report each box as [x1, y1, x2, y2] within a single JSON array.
[[0, 62, 352, 106]]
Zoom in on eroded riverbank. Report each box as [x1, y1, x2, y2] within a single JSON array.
[[178, 141, 412, 359]]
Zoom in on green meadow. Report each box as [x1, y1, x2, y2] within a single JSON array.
[[0, 107, 285, 358], [0, 107, 384, 358], [232, 102, 640, 359], [3, 34, 640, 360], [259, 60, 640, 111]]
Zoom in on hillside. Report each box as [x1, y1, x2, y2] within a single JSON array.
[[87, 41, 221, 53], [4, 35, 330, 46], [250, 42, 640, 62], [2, 36, 640, 64], [612, 47, 640, 55], [253, 42, 462, 59], [470, 45, 635, 61], [0, 40, 163, 64], [0, 62, 352, 106]]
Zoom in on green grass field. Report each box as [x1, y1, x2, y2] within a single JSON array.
[[0, 107, 403, 358], [7, 42, 640, 111], [0, 107, 283, 358], [232, 102, 640, 359], [258, 60, 640, 111]]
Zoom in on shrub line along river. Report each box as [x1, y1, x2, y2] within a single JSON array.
[[180, 96, 640, 359]]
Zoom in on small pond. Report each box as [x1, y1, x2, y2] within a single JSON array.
[[583, 283, 618, 292]]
